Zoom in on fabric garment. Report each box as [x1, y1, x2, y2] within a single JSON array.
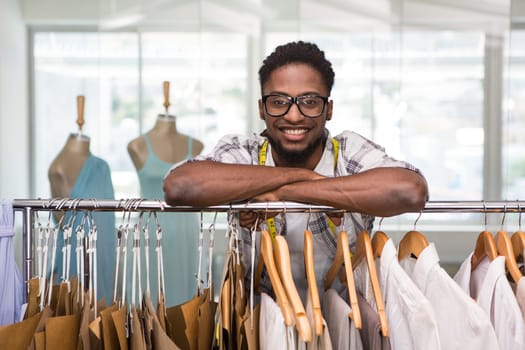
[[54, 154, 116, 305], [515, 277, 525, 321], [186, 129, 421, 300], [138, 134, 199, 306], [399, 243, 499, 350], [0, 200, 23, 326], [322, 288, 363, 350], [259, 292, 295, 350], [356, 293, 390, 350], [375, 239, 441, 350], [454, 254, 525, 349], [305, 292, 333, 350]]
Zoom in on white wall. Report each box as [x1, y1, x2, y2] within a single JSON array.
[[0, 0, 28, 199]]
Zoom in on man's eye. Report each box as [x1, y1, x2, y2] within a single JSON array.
[[273, 99, 289, 105], [301, 98, 319, 105]]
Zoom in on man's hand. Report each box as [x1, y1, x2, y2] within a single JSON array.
[[239, 210, 280, 229]]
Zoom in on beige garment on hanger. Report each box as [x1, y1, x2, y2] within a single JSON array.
[[100, 303, 119, 350], [0, 309, 42, 349], [197, 289, 217, 350], [112, 305, 128, 350], [28, 305, 53, 350], [143, 293, 181, 350], [129, 305, 147, 350], [45, 313, 81, 350], [166, 292, 207, 349]]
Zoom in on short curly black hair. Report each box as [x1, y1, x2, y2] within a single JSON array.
[[258, 41, 335, 95]]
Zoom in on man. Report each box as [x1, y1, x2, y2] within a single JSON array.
[[163, 41, 428, 297]]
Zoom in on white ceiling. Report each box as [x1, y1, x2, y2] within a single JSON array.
[[21, 0, 518, 33]]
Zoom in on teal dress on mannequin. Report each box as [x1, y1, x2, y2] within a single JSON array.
[[138, 135, 199, 306], [55, 155, 116, 305]]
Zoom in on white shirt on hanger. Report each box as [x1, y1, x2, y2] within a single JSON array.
[[515, 277, 525, 321], [376, 239, 441, 350], [322, 288, 363, 350], [305, 292, 333, 350], [259, 292, 296, 350], [454, 254, 525, 349], [399, 243, 500, 350]]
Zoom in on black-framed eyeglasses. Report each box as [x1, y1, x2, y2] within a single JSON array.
[[262, 94, 329, 118]]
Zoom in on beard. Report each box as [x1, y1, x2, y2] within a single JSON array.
[[266, 132, 326, 167]]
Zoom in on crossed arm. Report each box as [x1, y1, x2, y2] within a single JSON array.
[[163, 160, 428, 217]]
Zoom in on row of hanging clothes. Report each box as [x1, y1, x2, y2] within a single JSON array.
[[1, 199, 525, 350], [0, 199, 220, 350]]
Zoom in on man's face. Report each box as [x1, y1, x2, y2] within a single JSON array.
[[259, 63, 333, 169]]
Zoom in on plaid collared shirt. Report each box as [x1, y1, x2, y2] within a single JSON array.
[[181, 129, 423, 294]]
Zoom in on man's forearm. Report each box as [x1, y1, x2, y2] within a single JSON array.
[[163, 160, 320, 206], [275, 167, 428, 217]]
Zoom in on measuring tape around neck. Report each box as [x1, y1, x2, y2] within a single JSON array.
[[258, 138, 339, 239]]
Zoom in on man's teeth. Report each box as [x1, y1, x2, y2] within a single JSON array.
[[283, 129, 307, 135]]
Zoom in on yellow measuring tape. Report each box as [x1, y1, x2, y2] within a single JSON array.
[[259, 138, 339, 239]]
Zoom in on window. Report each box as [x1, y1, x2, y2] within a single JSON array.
[[32, 31, 247, 199]]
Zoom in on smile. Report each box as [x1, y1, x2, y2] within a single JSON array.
[[282, 128, 308, 135]]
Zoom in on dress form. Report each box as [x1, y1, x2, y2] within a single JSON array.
[[47, 96, 116, 304], [127, 81, 203, 171], [48, 96, 90, 220], [127, 114, 203, 171], [48, 133, 90, 199], [126, 82, 204, 306]]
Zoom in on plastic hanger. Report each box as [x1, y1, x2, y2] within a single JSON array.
[[274, 234, 312, 342], [351, 230, 389, 336], [324, 230, 362, 329], [254, 229, 294, 326], [304, 228, 323, 336]]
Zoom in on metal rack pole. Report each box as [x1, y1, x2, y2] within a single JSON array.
[[11, 199, 525, 213]]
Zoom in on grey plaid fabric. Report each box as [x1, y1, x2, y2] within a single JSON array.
[[173, 129, 422, 294]]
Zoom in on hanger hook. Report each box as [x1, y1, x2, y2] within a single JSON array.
[[278, 202, 286, 236], [306, 208, 312, 231], [518, 200, 522, 231], [378, 217, 384, 231], [413, 211, 422, 231], [500, 202, 507, 230], [482, 200, 488, 230]]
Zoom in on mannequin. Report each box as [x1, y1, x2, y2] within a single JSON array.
[[127, 113, 203, 173], [48, 96, 91, 202], [127, 82, 204, 307], [47, 95, 116, 305], [48, 133, 91, 201]]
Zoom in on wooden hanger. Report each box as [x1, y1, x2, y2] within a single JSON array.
[[496, 230, 523, 283], [304, 229, 323, 336], [274, 235, 312, 342], [397, 230, 429, 261], [351, 231, 389, 337], [371, 230, 390, 258], [470, 230, 498, 270], [512, 230, 525, 261], [254, 230, 294, 326], [324, 230, 362, 329]]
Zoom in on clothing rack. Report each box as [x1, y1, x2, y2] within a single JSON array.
[[11, 198, 525, 300]]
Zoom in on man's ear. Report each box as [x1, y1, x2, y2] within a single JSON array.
[[326, 100, 333, 121], [258, 99, 265, 120]]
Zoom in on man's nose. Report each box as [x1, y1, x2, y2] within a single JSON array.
[[283, 102, 304, 122]]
